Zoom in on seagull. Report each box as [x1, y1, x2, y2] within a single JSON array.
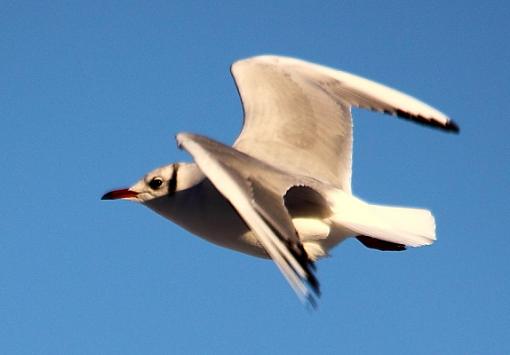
[[102, 55, 458, 306]]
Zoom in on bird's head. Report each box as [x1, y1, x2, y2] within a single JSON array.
[[101, 163, 179, 203]]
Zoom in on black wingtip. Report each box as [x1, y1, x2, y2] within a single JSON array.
[[306, 294, 319, 310], [393, 109, 460, 134], [445, 119, 460, 134], [306, 268, 321, 297]]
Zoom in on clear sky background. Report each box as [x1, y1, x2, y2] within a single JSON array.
[[2, 1, 509, 354]]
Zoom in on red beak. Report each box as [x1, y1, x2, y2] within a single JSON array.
[[101, 188, 139, 200]]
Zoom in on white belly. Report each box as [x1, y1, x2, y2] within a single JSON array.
[[144, 179, 350, 259], [174, 212, 338, 260]]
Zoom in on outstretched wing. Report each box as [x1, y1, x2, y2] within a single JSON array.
[[231, 55, 458, 193], [176, 132, 320, 306]]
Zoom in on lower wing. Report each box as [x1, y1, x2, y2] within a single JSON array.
[[177, 132, 319, 306]]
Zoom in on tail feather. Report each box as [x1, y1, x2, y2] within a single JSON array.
[[331, 195, 436, 247]]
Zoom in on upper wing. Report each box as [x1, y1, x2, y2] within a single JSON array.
[[176, 132, 320, 306], [231, 55, 458, 192]]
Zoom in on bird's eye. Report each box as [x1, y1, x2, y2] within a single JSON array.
[[149, 177, 163, 190]]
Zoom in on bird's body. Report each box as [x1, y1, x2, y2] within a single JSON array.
[[103, 55, 458, 305], [143, 163, 350, 260]]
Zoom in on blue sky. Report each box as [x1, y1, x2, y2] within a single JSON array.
[[2, 1, 509, 354]]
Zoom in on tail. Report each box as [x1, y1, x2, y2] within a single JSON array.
[[331, 196, 436, 247]]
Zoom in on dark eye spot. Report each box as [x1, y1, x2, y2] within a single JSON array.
[[149, 177, 163, 190]]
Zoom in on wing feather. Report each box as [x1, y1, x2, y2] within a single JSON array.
[[231, 55, 458, 192], [177, 132, 319, 305]]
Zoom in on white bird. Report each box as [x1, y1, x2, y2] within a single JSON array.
[[102, 55, 458, 306]]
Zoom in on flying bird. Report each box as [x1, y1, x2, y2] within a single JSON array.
[[102, 55, 458, 306]]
